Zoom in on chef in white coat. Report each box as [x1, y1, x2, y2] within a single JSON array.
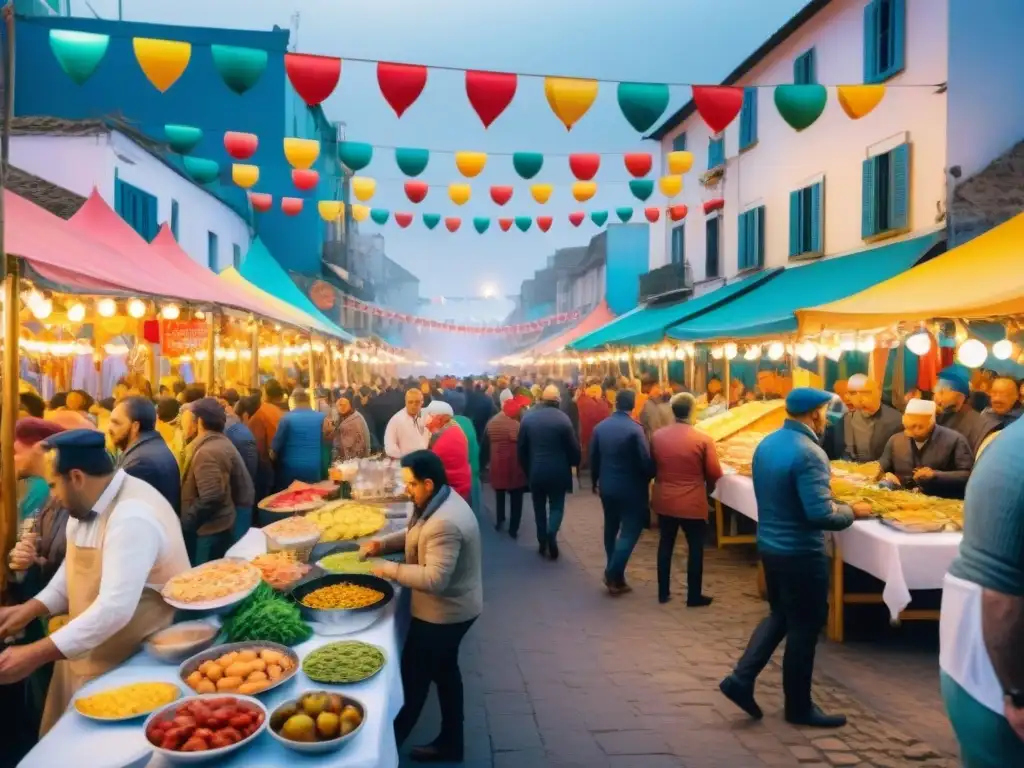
[[0, 429, 190, 734]]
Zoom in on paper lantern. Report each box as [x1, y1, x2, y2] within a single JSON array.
[[338, 141, 373, 171], [404, 180, 429, 204], [283, 137, 320, 170], [284, 52, 341, 106], [164, 124, 203, 155], [774, 84, 828, 131], [351, 204, 370, 222], [692, 86, 744, 134], [50, 29, 109, 85], [465, 70, 517, 128], [644, 207, 661, 223], [530, 184, 553, 204], [703, 198, 724, 215], [395, 147, 429, 177], [352, 177, 376, 202], [837, 84, 886, 120], [232, 164, 259, 189], [394, 212, 414, 228], [623, 152, 652, 178], [445, 217, 461, 233], [378, 61, 428, 117], [615, 207, 633, 223], [514, 216, 532, 233], [512, 152, 543, 180], [667, 150, 694, 175], [569, 153, 600, 181], [422, 213, 441, 230], [536, 216, 553, 233], [281, 197, 303, 216], [617, 81, 670, 133], [544, 76, 599, 130], [572, 181, 597, 202], [473, 216, 491, 234], [455, 151, 487, 178], [182, 157, 219, 185], [569, 212, 585, 227], [498, 218, 513, 232], [628, 180, 654, 201], [223, 131, 258, 160], [317, 200, 344, 221], [590, 211, 608, 227], [250, 192, 273, 213], [292, 168, 319, 191], [490, 185, 513, 206], [448, 183, 471, 206], [370, 208, 390, 225], [211, 44, 267, 95], [133, 37, 191, 92], [668, 204, 688, 222], [658, 175, 683, 198]]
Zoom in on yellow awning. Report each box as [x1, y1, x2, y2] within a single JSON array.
[[797, 216, 1024, 335], [219, 267, 344, 339]]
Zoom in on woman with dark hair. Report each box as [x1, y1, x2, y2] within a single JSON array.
[[360, 450, 482, 762]]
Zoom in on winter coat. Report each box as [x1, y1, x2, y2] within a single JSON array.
[[577, 394, 611, 469], [271, 406, 326, 487], [651, 422, 722, 519], [589, 411, 655, 502], [430, 423, 473, 502], [225, 416, 259, 487], [118, 431, 181, 514], [181, 431, 255, 535], [485, 412, 526, 490], [517, 402, 581, 493]]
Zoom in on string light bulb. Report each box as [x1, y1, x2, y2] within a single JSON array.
[[906, 332, 931, 356], [723, 342, 738, 360], [31, 299, 53, 320], [97, 298, 117, 318], [767, 342, 785, 361], [956, 339, 987, 369], [67, 303, 86, 323], [711, 346, 724, 360], [992, 339, 1013, 360], [797, 341, 818, 363], [743, 344, 762, 361], [161, 304, 180, 320], [857, 336, 876, 353], [128, 299, 146, 319]]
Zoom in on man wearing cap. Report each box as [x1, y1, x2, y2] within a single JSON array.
[[0, 429, 190, 734], [721, 388, 870, 729], [423, 400, 472, 503], [829, 374, 904, 463], [935, 366, 999, 455], [878, 398, 974, 499]]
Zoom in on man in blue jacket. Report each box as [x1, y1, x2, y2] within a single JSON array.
[[590, 389, 654, 595], [109, 396, 181, 514], [271, 388, 327, 488], [720, 387, 870, 729]]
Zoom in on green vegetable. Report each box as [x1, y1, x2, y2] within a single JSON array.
[[223, 582, 312, 646], [302, 641, 385, 683]]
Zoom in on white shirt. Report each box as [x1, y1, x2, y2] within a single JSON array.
[[384, 409, 429, 458], [37, 471, 169, 660], [939, 573, 1004, 714]]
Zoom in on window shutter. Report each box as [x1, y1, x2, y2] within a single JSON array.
[[672, 133, 687, 152], [738, 211, 749, 269], [889, 143, 910, 231], [863, 0, 880, 83], [888, 0, 907, 78], [142, 193, 157, 241], [788, 190, 801, 257], [671, 225, 684, 265], [861, 156, 877, 238], [171, 200, 179, 239], [233, 243, 242, 268], [810, 182, 823, 253], [755, 206, 765, 267], [806, 50, 817, 84], [742, 87, 757, 147], [208, 231, 218, 270]]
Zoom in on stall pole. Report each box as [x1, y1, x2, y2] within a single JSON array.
[[307, 333, 317, 390], [817, 351, 826, 387], [686, 354, 695, 393], [723, 354, 731, 411], [249, 322, 260, 391], [205, 312, 216, 392], [339, 345, 349, 387], [275, 331, 286, 383]]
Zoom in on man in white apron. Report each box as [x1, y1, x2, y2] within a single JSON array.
[[0, 428, 190, 735], [940, 419, 1024, 766]]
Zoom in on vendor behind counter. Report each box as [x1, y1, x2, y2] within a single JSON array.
[[878, 398, 973, 499]]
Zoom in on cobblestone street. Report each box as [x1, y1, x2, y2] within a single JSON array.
[[401, 487, 959, 767]]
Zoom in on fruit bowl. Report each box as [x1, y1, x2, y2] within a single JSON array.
[[267, 690, 366, 754], [142, 694, 267, 763]]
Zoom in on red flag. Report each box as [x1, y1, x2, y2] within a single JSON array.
[[490, 185, 514, 206], [623, 152, 652, 178], [568, 211, 585, 227], [536, 215, 553, 232], [378, 62, 428, 118], [465, 70, 517, 128], [692, 86, 744, 134], [394, 212, 413, 228], [285, 53, 342, 106], [404, 180, 429, 204], [569, 153, 600, 181]]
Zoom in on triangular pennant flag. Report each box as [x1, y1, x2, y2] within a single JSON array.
[[404, 181, 429, 204], [572, 181, 597, 202], [617, 81, 670, 133], [774, 84, 828, 131], [182, 157, 219, 185], [658, 176, 683, 198], [338, 141, 373, 171], [250, 192, 272, 213], [449, 183, 471, 206], [837, 84, 885, 120], [490, 186, 513, 206], [164, 124, 203, 155], [370, 208, 390, 225], [318, 200, 344, 221], [623, 152, 652, 178], [644, 207, 661, 223], [378, 62, 428, 117], [512, 152, 544, 180], [465, 70, 517, 128], [231, 164, 259, 189], [668, 204, 688, 222], [692, 86, 744, 134], [514, 216, 532, 233], [423, 213, 441, 230], [536, 216, 553, 233], [281, 197, 303, 216], [568, 212, 585, 227], [530, 184, 553, 204], [292, 168, 319, 191], [569, 153, 600, 181], [628, 180, 654, 201], [473, 216, 490, 234], [395, 147, 429, 177], [455, 151, 487, 178], [615, 207, 633, 223], [352, 177, 376, 202], [351, 204, 370, 222], [394, 212, 414, 228], [544, 76, 599, 130], [223, 131, 258, 160], [591, 211, 608, 227], [210, 44, 267, 95], [498, 218, 513, 232], [667, 151, 694, 175], [445, 217, 461, 233], [133, 38, 191, 92], [49, 30, 109, 85], [283, 138, 320, 170], [284, 52, 341, 106]]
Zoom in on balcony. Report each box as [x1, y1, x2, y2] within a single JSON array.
[[639, 261, 693, 303]]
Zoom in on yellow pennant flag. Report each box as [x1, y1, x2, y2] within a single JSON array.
[[454, 151, 487, 178], [530, 183, 553, 204], [449, 183, 471, 206], [837, 85, 885, 120], [544, 77, 599, 130], [318, 201, 345, 222], [666, 151, 694, 175], [283, 137, 320, 170], [231, 164, 259, 189], [351, 176, 376, 202], [133, 38, 191, 92], [572, 181, 597, 202], [351, 204, 370, 222], [658, 175, 683, 198]]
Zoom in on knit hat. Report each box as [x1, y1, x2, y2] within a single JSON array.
[[936, 367, 970, 397], [15, 418, 65, 451]]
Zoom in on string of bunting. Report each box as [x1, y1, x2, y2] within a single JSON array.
[[343, 297, 579, 335]]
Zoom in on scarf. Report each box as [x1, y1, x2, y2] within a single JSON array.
[[411, 484, 452, 525]]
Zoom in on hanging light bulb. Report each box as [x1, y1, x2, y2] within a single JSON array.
[[723, 342, 738, 360], [992, 339, 1014, 360], [743, 344, 762, 361], [128, 299, 146, 319], [839, 336, 856, 352], [766, 342, 785, 361], [905, 332, 931, 356], [195, 310, 206, 321], [161, 304, 180, 320], [797, 341, 817, 363], [711, 346, 724, 360], [673, 347, 686, 360], [97, 298, 117, 318], [857, 335, 876, 353], [956, 339, 988, 369], [31, 299, 53, 320], [67, 303, 86, 323], [825, 346, 843, 362]]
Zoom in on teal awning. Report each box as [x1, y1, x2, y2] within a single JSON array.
[[667, 232, 944, 342], [238, 237, 355, 342], [569, 269, 780, 350]]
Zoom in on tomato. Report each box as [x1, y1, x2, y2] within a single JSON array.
[[254, 712, 265, 726], [194, 728, 214, 741], [209, 732, 234, 749], [219, 726, 243, 744], [160, 732, 183, 751], [146, 727, 162, 746], [211, 706, 236, 722], [229, 714, 252, 729], [171, 715, 197, 730], [180, 736, 210, 752]]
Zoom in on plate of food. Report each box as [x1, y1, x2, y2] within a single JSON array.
[[268, 690, 366, 754], [143, 694, 267, 763], [301, 640, 387, 685], [144, 621, 221, 664], [179, 642, 299, 697], [74, 681, 183, 722], [250, 551, 313, 591], [305, 502, 387, 543], [258, 484, 334, 514], [162, 559, 262, 612]]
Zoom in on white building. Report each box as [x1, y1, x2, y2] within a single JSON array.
[[648, 0, 947, 290]]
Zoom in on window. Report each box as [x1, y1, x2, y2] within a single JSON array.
[[705, 217, 721, 279], [672, 133, 687, 152], [864, 0, 905, 83], [789, 182, 824, 258], [862, 143, 909, 239], [738, 206, 765, 270], [739, 88, 758, 150], [794, 48, 817, 84], [170, 199, 179, 240], [708, 136, 725, 170], [232, 243, 242, 269], [670, 224, 685, 265], [115, 178, 158, 241], [207, 231, 219, 271]]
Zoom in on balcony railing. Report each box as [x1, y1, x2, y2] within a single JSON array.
[[639, 261, 693, 303]]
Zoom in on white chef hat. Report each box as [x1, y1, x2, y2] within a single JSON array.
[[905, 398, 937, 417], [423, 400, 454, 418], [847, 373, 870, 390]]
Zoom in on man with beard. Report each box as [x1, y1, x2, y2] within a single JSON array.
[[934, 367, 999, 455], [0, 429, 190, 734], [109, 396, 181, 514]]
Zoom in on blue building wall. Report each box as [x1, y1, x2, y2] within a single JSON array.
[[12, 14, 336, 275], [603, 224, 650, 316], [524, 301, 556, 322]]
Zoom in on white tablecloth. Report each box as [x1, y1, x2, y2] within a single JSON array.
[[712, 473, 758, 521], [21, 528, 404, 768]]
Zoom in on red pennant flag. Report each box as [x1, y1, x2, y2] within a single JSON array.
[[692, 86, 744, 134], [569, 153, 600, 181], [394, 212, 413, 228], [490, 185, 513, 206], [703, 198, 725, 215], [644, 206, 661, 223], [404, 180, 429, 204], [623, 152, 652, 178], [378, 62, 428, 118], [568, 211, 585, 227], [284, 53, 342, 107], [281, 197, 303, 216], [465, 70, 517, 128], [224, 131, 258, 160], [668, 204, 688, 221], [291, 168, 319, 190], [536, 215, 553, 232], [445, 216, 461, 232], [498, 218, 513, 232], [249, 192, 272, 212]]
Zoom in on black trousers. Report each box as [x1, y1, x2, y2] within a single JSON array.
[[494, 488, 525, 534], [394, 616, 476, 749], [657, 516, 706, 601], [730, 552, 830, 717]]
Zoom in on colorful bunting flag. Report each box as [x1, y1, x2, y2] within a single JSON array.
[[352, 177, 376, 202], [644, 207, 661, 223], [285, 52, 342, 106], [692, 86, 744, 134], [223, 131, 258, 160], [232, 164, 259, 189], [339, 141, 373, 171], [445, 217, 461, 233], [404, 180, 429, 204], [449, 183, 471, 206], [164, 124, 203, 155], [133, 38, 191, 92], [512, 152, 544, 180], [395, 147, 430, 177], [569, 153, 600, 181], [455, 151, 487, 178], [658, 175, 683, 198], [182, 156, 219, 185], [617, 82, 670, 133], [569, 212, 585, 227], [629, 179, 654, 201], [490, 186, 513, 206], [530, 184, 553, 204], [473, 216, 490, 234], [395, 212, 414, 228], [292, 168, 319, 191], [465, 70, 517, 128], [283, 137, 320, 169], [352, 204, 370, 222], [210, 44, 267, 95], [515, 215, 532, 232], [498, 218, 513, 232], [572, 182, 597, 202], [318, 200, 344, 221], [623, 152, 653, 178], [370, 208, 390, 225], [49, 29, 109, 85], [703, 198, 724, 215], [616, 206, 634, 223], [378, 62, 428, 117], [590, 211, 608, 227], [837, 84, 885, 120], [544, 76, 599, 130], [250, 192, 273, 213], [423, 213, 441, 230], [281, 197, 303, 216], [774, 84, 828, 131], [667, 150, 694, 175], [668, 204, 688, 221], [536, 216, 553, 233]]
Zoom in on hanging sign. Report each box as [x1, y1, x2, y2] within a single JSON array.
[[161, 320, 207, 357]]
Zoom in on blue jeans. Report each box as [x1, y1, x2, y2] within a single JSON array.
[[531, 488, 566, 546], [232, 507, 252, 545], [601, 494, 647, 586]]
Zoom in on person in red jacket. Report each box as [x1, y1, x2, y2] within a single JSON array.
[[577, 383, 611, 470], [423, 400, 473, 502]]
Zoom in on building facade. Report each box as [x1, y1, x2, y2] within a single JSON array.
[[648, 0, 948, 291]]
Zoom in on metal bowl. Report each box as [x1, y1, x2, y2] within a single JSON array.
[[144, 621, 220, 664], [289, 573, 395, 633], [142, 694, 267, 764], [267, 691, 367, 754], [178, 641, 299, 697]]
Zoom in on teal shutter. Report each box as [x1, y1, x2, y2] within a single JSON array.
[[171, 200, 179, 239], [738, 211, 749, 269], [671, 225, 685, 265], [889, 143, 910, 231], [708, 137, 725, 169], [794, 49, 816, 85], [789, 190, 801, 257], [888, 0, 907, 78], [207, 231, 219, 270], [141, 193, 157, 241], [672, 133, 687, 152], [861, 157, 877, 238], [754, 206, 765, 267], [810, 183, 823, 253], [739, 88, 757, 149], [232, 243, 242, 268], [864, 0, 879, 83]]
